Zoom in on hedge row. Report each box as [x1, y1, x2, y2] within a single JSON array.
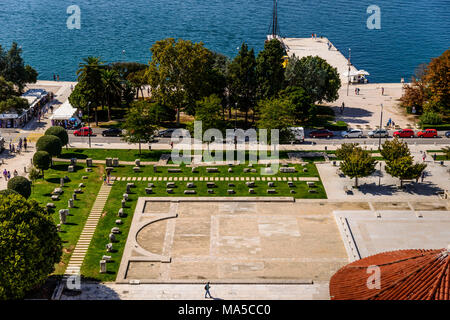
[[421, 124, 450, 130]]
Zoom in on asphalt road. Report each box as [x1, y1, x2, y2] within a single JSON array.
[[67, 134, 450, 146]]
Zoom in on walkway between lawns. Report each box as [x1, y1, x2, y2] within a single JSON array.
[[65, 182, 114, 276]]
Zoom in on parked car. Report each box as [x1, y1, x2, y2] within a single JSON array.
[[446, 131, 450, 138], [102, 127, 122, 137], [417, 128, 438, 138], [309, 129, 334, 138], [368, 129, 389, 138], [393, 128, 415, 138], [341, 129, 363, 138], [73, 127, 93, 136]]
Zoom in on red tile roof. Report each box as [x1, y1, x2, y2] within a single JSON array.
[[329, 248, 450, 300]]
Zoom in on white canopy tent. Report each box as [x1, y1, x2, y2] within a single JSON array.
[[50, 101, 79, 121]]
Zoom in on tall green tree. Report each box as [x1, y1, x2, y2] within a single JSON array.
[[122, 100, 158, 155], [74, 56, 106, 125], [285, 55, 341, 104], [0, 42, 37, 93], [380, 137, 411, 162], [0, 194, 62, 300], [194, 94, 226, 134], [33, 151, 51, 178], [146, 38, 222, 124], [339, 148, 377, 187], [385, 156, 427, 187], [102, 68, 122, 121], [227, 43, 257, 126], [0, 76, 29, 114], [279, 86, 314, 124], [336, 143, 361, 160], [257, 97, 295, 143], [256, 39, 285, 101]]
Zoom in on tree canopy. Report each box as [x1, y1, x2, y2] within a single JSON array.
[[0, 194, 62, 300], [380, 137, 411, 162], [45, 126, 69, 147], [194, 94, 227, 135], [36, 135, 62, 157], [0, 42, 37, 93], [257, 97, 295, 143], [0, 76, 29, 115], [122, 100, 158, 154], [146, 38, 225, 123], [227, 43, 257, 125], [339, 147, 377, 187], [285, 55, 341, 104], [256, 39, 285, 101], [33, 151, 51, 177], [7, 176, 31, 199]]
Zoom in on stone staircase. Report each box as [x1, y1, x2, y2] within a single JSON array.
[[65, 182, 113, 276]]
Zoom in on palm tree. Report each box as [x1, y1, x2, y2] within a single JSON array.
[[76, 56, 105, 125], [102, 69, 122, 121]]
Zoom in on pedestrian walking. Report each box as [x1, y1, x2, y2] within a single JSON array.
[[204, 282, 212, 299], [170, 141, 173, 149], [11, 144, 15, 153], [50, 105, 54, 113], [7, 171, 11, 180], [3, 169, 7, 181], [381, 87, 385, 95], [103, 173, 107, 185], [421, 171, 426, 183], [9, 141, 12, 152], [423, 152, 427, 162], [57, 75, 60, 81], [24, 140, 27, 151], [53, 74, 56, 81], [13, 169, 18, 177], [433, 153, 437, 161], [107, 170, 111, 184]]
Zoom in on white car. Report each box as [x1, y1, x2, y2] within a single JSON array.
[[341, 129, 363, 138]]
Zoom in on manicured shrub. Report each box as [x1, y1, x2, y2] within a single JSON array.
[[45, 126, 69, 146], [0, 189, 20, 197], [419, 112, 443, 126], [33, 151, 51, 177], [36, 135, 62, 157], [7, 176, 31, 199]]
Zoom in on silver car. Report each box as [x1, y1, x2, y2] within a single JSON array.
[[341, 129, 363, 138], [368, 129, 389, 138]]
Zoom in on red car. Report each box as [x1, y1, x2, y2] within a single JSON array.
[[417, 129, 437, 138], [309, 129, 334, 138], [393, 128, 415, 138], [73, 127, 93, 136]]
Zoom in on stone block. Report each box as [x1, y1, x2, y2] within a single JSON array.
[[184, 190, 196, 194], [86, 158, 93, 167], [267, 189, 276, 194], [115, 219, 123, 225], [186, 182, 195, 188], [166, 182, 176, 188], [228, 168, 233, 173], [106, 243, 113, 252], [46, 203, 55, 208], [166, 188, 173, 194], [206, 167, 219, 173], [249, 188, 255, 194], [105, 158, 113, 167], [267, 182, 275, 187], [135, 159, 141, 166], [246, 181, 255, 187], [280, 167, 297, 173], [227, 189, 235, 194], [133, 166, 141, 172], [207, 189, 214, 194], [168, 168, 182, 173], [113, 158, 119, 167], [145, 188, 153, 194], [118, 208, 124, 217], [100, 260, 107, 273], [206, 182, 216, 188], [51, 195, 59, 201], [111, 227, 120, 234]]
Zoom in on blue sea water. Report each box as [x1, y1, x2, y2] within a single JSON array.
[[0, 0, 449, 82]]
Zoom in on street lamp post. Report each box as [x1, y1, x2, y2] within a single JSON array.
[[378, 103, 383, 151], [346, 48, 351, 96]]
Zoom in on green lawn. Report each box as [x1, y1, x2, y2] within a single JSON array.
[[30, 162, 103, 274], [60, 148, 170, 162], [109, 162, 321, 178]]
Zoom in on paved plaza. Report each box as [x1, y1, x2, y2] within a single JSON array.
[[117, 198, 349, 284], [334, 201, 450, 262]]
